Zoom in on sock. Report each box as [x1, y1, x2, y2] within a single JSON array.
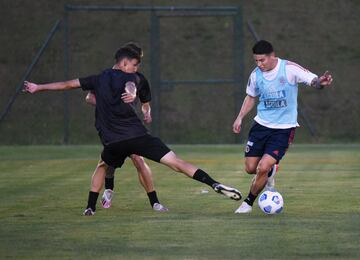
[[244, 192, 257, 206], [192, 169, 217, 187], [105, 177, 114, 190], [86, 191, 99, 211], [147, 191, 160, 207]]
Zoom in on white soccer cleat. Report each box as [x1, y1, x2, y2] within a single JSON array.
[[235, 201, 253, 214], [101, 189, 114, 209], [213, 183, 242, 201], [152, 203, 169, 212]]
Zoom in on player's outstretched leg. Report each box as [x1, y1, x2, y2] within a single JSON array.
[[160, 151, 242, 201]]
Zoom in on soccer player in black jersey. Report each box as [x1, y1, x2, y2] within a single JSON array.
[[24, 46, 242, 216], [85, 43, 168, 212]]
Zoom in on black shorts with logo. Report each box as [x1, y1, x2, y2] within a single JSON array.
[[244, 122, 296, 163], [101, 134, 171, 168]]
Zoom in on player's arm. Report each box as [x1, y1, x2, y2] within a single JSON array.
[[137, 73, 152, 123], [286, 61, 333, 89], [85, 91, 96, 106], [23, 79, 80, 93], [233, 95, 256, 134], [141, 102, 152, 124], [310, 71, 333, 89], [233, 72, 257, 134]]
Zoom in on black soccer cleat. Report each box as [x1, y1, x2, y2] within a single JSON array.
[[213, 183, 242, 201], [83, 208, 95, 216]]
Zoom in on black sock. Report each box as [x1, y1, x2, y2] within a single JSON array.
[[244, 192, 257, 206], [147, 191, 160, 207], [192, 169, 217, 187], [86, 191, 99, 211], [105, 177, 114, 190]]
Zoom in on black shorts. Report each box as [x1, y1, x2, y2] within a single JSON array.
[[245, 122, 296, 163], [101, 134, 171, 168]]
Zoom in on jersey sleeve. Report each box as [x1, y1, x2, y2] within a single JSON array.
[[246, 71, 259, 97], [136, 73, 152, 103], [285, 61, 318, 86], [79, 75, 99, 91], [123, 73, 137, 84]]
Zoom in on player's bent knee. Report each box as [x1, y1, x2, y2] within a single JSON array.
[[245, 164, 256, 174], [134, 158, 145, 166], [256, 161, 271, 175], [245, 161, 257, 174], [130, 154, 145, 164], [131, 156, 146, 171]]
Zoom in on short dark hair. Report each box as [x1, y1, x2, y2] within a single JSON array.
[[123, 42, 143, 58], [114, 46, 141, 63], [252, 40, 274, 55]]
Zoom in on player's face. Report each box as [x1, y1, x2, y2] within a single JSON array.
[[123, 58, 140, 73], [253, 53, 275, 71]]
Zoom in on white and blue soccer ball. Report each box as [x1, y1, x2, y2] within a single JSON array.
[[258, 190, 284, 214]]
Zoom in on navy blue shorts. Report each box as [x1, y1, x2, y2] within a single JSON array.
[[244, 122, 296, 163], [101, 134, 171, 168]]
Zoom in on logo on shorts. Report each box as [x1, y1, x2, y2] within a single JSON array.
[[273, 150, 279, 155], [245, 141, 253, 153]]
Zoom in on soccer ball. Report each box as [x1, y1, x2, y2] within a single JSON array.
[[258, 190, 284, 214]]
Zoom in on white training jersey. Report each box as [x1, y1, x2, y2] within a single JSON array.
[[246, 58, 318, 129]]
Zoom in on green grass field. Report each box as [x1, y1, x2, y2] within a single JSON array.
[[0, 144, 359, 259]]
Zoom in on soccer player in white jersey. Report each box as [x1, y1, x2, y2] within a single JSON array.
[[232, 40, 333, 213]]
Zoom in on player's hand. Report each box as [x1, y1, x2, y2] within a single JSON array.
[[121, 92, 136, 103], [143, 112, 152, 124], [233, 118, 242, 134], [319, 71, 333, 87], [23, 81, 40, 93], [85, 92, 96, 106]]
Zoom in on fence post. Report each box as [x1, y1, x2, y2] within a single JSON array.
[[233, 8, 245, 142], [150, 11, 161, 137], [63, 7, 70, 144], [0, 20, 61, 123]]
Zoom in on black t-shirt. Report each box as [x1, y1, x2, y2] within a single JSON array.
[[80, 69, 150, 145], [136, 72, 151, 103]]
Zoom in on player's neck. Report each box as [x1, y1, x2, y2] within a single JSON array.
[[269, 57, 278, 71], [264, 57, 279, 72]]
